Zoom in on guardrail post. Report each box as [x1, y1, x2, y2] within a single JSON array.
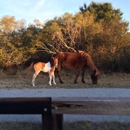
[[52, 114, 63, 130], [42, 114, 63, 130], [42, 114, 52, 130]]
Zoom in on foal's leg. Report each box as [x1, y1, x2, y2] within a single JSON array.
[[52, 72, 56, 85], [32, 71, 40, 86], [49, 72, 52, 86]]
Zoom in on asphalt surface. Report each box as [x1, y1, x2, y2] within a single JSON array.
[[0, 88, 130, 123]]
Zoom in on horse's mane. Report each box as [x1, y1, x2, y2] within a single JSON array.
[[77, 50, 99, 75], [77, 50, 90, 58], [77, 50, 93, 61]]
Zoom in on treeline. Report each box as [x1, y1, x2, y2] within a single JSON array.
[[0, 2, 130, 72]]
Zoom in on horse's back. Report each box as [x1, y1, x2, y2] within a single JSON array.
[[56, 52, 85, 70], [57, 52, 80, 61]]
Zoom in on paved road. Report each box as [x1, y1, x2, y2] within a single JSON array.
[[0, 88, 130, 123]]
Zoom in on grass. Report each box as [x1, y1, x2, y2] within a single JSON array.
[[0, 122, 42, 130], [64, 121, 130, 130], [0, 68, 130, 89], [0, 121, 130, 130]]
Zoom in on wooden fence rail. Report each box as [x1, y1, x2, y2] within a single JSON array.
[[52, 97, 130, 130], [0, 97, 53, 130], [1, 97, 130, 130]]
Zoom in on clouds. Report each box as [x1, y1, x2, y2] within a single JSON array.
[[0, 0, 84, 25], [0, 1, 32, 20], [28, 0, 68, 23], [0, 0, 89, 25], [34, 0, 46, 10], [0, 0, 130, 26]]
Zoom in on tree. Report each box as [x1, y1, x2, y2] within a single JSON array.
[[0, 16, 36, 67], [38, 14, 77, 53], [0, 15, 25, 34], [42, 12, 97, 52], [34, 19, 43, 28], [80, 2, 123, 22], [79, 2, 130, 71]]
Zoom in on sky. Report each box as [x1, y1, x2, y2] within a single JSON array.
[[0, 0, 130, 26]]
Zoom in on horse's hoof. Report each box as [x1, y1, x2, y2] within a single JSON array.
[[74, 81, 77, 84], [60, 81, 64, 83], [82, 81, 86, 83]]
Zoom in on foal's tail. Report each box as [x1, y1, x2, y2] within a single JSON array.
[[28, 62, 34, 70]]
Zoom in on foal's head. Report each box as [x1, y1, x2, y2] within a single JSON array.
[[50, 57, 58, 68]]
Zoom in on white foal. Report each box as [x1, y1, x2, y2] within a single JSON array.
[[32, 57, 58, 86]]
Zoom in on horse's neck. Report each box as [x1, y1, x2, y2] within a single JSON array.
[[86, 57, 97, 74]]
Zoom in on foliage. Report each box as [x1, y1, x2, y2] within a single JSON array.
[[0, 15, 25, 34], [79, 2, 123, 22], [0, 2, 130, 73], [0, 19, 37, 67]]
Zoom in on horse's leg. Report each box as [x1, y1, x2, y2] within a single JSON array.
[[56, 65, 64, 83], [81, 68, 86, 83], [32, 71, 40, 86], [74, 69, 81, 84]]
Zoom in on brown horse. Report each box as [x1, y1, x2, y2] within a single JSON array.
[[32, 57, 58, 86], [54, 50, 99, 84]]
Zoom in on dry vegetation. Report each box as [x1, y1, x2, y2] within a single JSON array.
[[0, 68, 130, 89]]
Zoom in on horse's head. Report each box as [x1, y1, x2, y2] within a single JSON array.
[[91, 69, 99, 84], [51, 56, 58, 68]]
